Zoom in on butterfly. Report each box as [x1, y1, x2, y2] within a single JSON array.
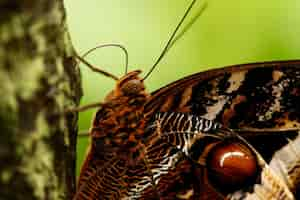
[[72, 1, 300, 199], [73, 60, 300, 200]]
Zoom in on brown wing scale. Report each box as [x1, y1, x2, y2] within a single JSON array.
[[145, 60, 300, 199], [74, 60, 300, 199]]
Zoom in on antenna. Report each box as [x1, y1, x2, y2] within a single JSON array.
[[142, 0, 198, 81], [167, 2, 207, 53], [75, 43, 129, 80]]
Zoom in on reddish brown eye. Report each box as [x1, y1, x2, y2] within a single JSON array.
[[206, 141, 258, 192], [121, 79, 144, 95]]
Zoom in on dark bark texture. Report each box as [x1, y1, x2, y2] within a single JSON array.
[[0, 0, 81, 199]]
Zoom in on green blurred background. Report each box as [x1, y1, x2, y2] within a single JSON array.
[[64, 0, 300, 176]]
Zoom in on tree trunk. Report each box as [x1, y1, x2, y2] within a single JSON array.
[[0, 1, 81, 199]]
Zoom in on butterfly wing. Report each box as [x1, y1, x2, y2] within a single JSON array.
[[75, 60, 300, 199], [143, 60, 300, 199], [229, 133, 300, 200], [146, 60, 300, 129]]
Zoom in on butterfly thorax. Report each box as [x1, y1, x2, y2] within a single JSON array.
[[91, 70, 150, 164]]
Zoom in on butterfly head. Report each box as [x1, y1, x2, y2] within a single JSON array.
[[116, 70, 146, 96]]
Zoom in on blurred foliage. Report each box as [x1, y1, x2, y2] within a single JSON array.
[[64, 0, 300, 176]]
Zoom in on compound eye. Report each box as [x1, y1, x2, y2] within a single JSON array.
[[121, 79, 144, 95], [206, 141, 258, 192]]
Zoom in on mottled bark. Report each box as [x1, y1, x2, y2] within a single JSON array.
[[0, 1, 81, 200]]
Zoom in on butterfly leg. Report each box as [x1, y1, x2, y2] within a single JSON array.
[[77, 130, 90, 137], [75, 54, 118, 80], [64, 102, 103, 114], [44, 76, 103, 115]]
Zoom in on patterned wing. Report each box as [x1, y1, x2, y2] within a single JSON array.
[[230, 132, 300, 200], [75, 60, 300, 199], [146, 60, 300, 129], [143, 60, 300, 199]]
